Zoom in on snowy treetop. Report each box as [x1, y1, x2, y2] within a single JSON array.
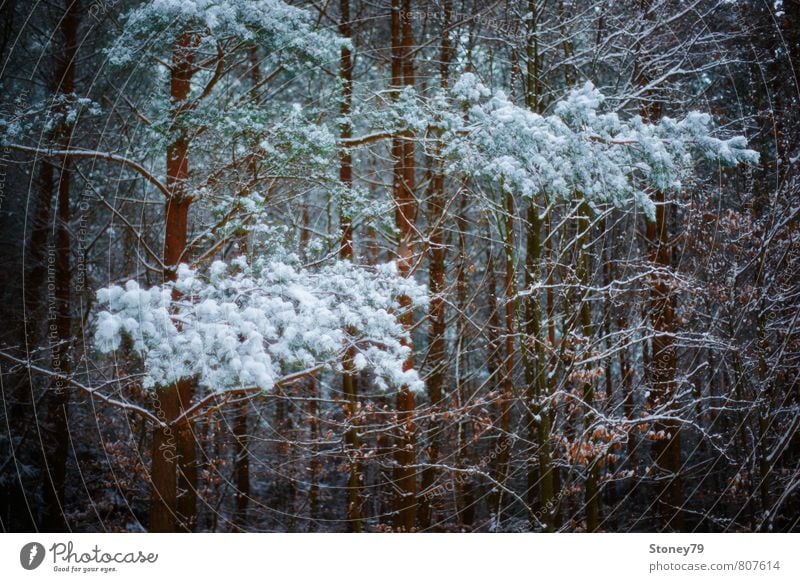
[[107, 0, 346, 68]]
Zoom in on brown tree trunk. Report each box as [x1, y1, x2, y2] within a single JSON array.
[[307, 375, 320, 530], [647, 190, 683, 530], [149, 32, 197, 533], [390, 0, 417, 531], [619, 311, 635, 463], [576, 202, 600, 532], [337, 0, 363, 532], [491, 187, 516, 526], [231, 399, 250, 531], [339, 0, 354, 261], [519, 10, 557, 529], [418, 0, 453, 531], [524, 202, 555, 530], [633, 13, 683, 522], [454, 190, 476, 528]]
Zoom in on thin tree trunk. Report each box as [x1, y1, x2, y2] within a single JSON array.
[[227, 44, 262, 533], [520, 7, 555, 530], [339, 0, 355, 261], [454, 190, 475, 529], [619, 310, 635, 464], [307, 375, 320, 530], [231, 399, 250, 531], [524, 202, 555, 530], [492, 186, 516, 526], [337, 0, 363, 532], [390, 0, 417, 531], [647, 189, 683, 530], [418, 0, 452, 531], [576, 202, 600, 532]]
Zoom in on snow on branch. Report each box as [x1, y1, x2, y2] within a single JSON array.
[[106, 0, 347, 68], [444, 74, 759, 220], [93, 257, 427, 394]]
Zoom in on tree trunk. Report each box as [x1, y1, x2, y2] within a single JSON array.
[[418, 0, 452, 531], [307, 375, 320, 530], [520, 9, 556, 530], [339, 0, 354, 261], [524, 202, 555, 530], [390, 0, 417, 531], [42, 0, 79, 532], [454, 190, 476, 529], [576, 202, 600, 532], [149, 32, 197, 533], [3, 154, 54, 532], [635, 0, 683, 530], [647, 190, 683, 530], [491, 187, 516, 527], [337, 0, 363, 532], [231, 399, 250, 531]]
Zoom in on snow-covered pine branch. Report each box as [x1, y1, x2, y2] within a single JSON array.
[[106, 0, 347, 70], [93, 257, 428, 394], [443, 74, 759, 220]]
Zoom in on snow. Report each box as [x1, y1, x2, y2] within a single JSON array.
[[451, 72, 491, 104], [435, 75, 759, 220], [106, 0, 347, 68], [93, 258, 427, 394]]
